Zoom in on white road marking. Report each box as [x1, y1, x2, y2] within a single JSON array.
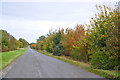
[[37, 70, 42, 78]]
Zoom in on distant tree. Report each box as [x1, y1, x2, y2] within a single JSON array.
[[19, 38, 29, 48], [36, 40, 44, 50], [44, 28, 63, 53], [2, 30, 10, 51], [9, 37, 18, 50], [1, 29, 27, 52], [30, 43, 36, 49], [36, 35, 46, 50], [37, 36, 46, 42], [2, 30, 10, 48]]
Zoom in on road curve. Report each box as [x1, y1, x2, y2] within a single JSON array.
[[4, 48, 107, 78]]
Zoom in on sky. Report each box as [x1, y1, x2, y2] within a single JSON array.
[[1, 0, 118, 43]]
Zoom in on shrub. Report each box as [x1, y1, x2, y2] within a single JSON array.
[[89, 48, 119, 70], [53, 43, 65, 56], [71, 43, 89, 63], [2, 45, 8, 52]]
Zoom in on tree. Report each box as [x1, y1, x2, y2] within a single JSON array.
[[30, 43, 36, 49], [37, 36, 46, 42], [1, 29, 27, 52], [36, 36, 46, 50], [86, 5, 119, 70], [19, 38, 29, 48], [53, 43, 65, 56], [9, 37, 18, 50], [2, 30, 10, 51], [71, 25, 89, 62], [36, 40, 44, 50]]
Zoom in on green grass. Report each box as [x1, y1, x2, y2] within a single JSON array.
[[37, 50, 120, 80], [0, 48, 27, 70]]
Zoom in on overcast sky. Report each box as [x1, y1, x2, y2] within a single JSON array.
[[1, 0, 118, 43]]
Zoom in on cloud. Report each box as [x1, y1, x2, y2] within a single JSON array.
[[2, 15, 76, 43], [1, 2, 117, 43]]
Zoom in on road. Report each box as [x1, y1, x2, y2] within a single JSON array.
[[3, 48, 107, 79]]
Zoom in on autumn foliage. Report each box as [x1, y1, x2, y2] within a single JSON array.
[[30, 5, 119, 70], [1, 30, 29, 52]]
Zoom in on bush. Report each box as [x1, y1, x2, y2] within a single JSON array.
[[89, 48, 119, 70], [53, 43, 65, 56], [71, 47, 89, 62], [2, 45, 8, 52]]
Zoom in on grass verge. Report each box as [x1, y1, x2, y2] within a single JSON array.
[[37, 50, 120, 80], [0, 48, 27, 70]]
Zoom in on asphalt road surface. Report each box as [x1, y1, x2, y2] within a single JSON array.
[[4, 47, 107, 79]]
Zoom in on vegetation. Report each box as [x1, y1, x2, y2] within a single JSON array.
[[0, 30, 28, 70], [1, 30, 29, 52], [19, 38, 29, 48], [0, 48, 27, 70], [30, 5, 119, 79], [86, 5, 119, 70]]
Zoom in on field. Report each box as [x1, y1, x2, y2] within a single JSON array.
[[0, 48, 27, 70]]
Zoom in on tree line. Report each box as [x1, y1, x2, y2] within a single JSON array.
[[30, 5, 119, 70], [0, 30, 29, 52]]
